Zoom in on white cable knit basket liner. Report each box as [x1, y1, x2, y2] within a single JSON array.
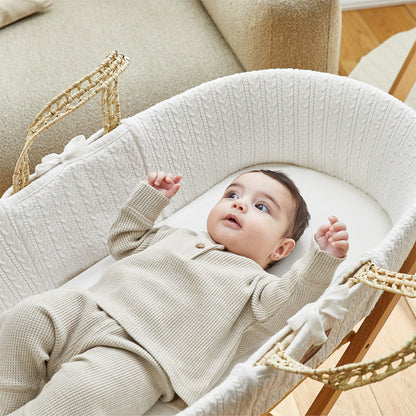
[[1, 69, 415, 415]]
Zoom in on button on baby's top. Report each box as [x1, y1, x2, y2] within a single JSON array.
[[196, 243, 205, 249]]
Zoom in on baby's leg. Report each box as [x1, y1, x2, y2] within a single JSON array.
[[0, 293, 58, 413], [8, 345, 170, 416], [0, 289, 117, 414]]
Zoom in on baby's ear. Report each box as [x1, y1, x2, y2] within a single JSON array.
[[270, 238, 295, 262]]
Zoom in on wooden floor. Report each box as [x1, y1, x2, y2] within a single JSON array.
[[271, 4, 416, 416], [338, 3, 416, 75]]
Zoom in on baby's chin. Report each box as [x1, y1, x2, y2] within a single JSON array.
[[207, 229, 222, 246], [208, 232, 246, 257]]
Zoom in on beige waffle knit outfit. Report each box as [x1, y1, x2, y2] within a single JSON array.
[[0, 182, 343, 415]]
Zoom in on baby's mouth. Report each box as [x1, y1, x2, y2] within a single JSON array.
[[224, 214, 241, 227]]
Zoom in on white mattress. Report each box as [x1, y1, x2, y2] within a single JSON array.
[[62, 163, 392, 414]]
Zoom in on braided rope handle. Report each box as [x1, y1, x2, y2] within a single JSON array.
[[263, 334, 416, 391], [348, 261, 416, 297], [12, 50, 130, 194], [258, 261, 416, 390], [258, 42, 416, 393]]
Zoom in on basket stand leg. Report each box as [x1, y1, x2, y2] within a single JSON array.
[[306, 241, 416, 415], [306, 42, 416, 416], [306, 291, 400, 415]]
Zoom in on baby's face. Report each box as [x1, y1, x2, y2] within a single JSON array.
[[207, 172, 296, 268]]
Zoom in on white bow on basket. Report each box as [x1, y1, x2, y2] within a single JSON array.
[[2, 135, 88, 198], [9, 51, 130, 196], [256, 262, 416, 392], [34, 134, 88, 176], [285, 283, 350, 358]]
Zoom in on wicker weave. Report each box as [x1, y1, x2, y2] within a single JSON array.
[[263, 334, 416, 391], [348, 262, 416, 297], [10, 49, 416, 393], [12, 50, 130, 194], [257, 261, 416, 390], [258, 41, 416, 397]]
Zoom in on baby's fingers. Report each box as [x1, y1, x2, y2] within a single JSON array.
[[330, 220, 347, 233], [331, 239, 349, 257], [315, 223, 331, 239], [329, 230, 349, 243], [146, 171, 157, 184], [146, 171, 165, 186], [162, 173, 183, 188], [332, 239, 349, 248], [328, 215, 339, 225], [156, 172, 170, 186], [148, 171, 175, 187], [173, 174, 183, 184]]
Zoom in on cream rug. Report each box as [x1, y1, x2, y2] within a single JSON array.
[[349, 27, 416, 110]]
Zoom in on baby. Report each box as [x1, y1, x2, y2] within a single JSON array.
[[0, 169, 348, 415]]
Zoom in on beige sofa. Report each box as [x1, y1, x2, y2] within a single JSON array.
[[0, 0, 341, 195]]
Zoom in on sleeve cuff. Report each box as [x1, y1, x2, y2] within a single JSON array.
[[295, 238, 345, 286], [125, 181, 170, 223]]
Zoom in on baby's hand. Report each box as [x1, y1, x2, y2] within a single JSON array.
[[315, 216, 349, 258], [146, 171, 182, 199]]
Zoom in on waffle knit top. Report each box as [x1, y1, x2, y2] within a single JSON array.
[[89, 182, 343, 405]]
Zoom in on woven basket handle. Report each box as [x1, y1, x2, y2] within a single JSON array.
[[257, 262, 416, 390], [257, 42, 416, 393], [12, 50, 130, 194]]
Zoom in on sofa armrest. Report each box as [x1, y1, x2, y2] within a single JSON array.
[[200, 0, 341, 74]]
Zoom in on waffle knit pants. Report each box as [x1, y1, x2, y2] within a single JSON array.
[[0, 289, 174, 415]]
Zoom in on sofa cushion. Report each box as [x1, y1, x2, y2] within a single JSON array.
[[0, 0, 51, 28], [200, 0, 341, 73], [0, 0, 243, 195]]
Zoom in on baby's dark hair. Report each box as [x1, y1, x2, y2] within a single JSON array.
[[253, 169, 310, 242]]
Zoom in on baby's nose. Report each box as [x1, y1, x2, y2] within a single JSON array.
[[232, 200, 247, 212]]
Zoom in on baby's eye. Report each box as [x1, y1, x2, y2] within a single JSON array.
[[226, 191, 238, 199], [255, 203, 269, 213]]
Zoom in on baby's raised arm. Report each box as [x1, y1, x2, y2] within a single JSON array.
[[146, 171, 182, 199], [314, 216, 349, 258], [108, 172, 181, 259]]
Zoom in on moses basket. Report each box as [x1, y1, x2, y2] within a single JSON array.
[[1, 51, 416, 415]]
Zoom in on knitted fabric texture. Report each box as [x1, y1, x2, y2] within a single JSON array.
[[0, 0, 341, 195], [1, 69, 415, 415], [0, 289, 174, 415], [89, 182, 343, 404]]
